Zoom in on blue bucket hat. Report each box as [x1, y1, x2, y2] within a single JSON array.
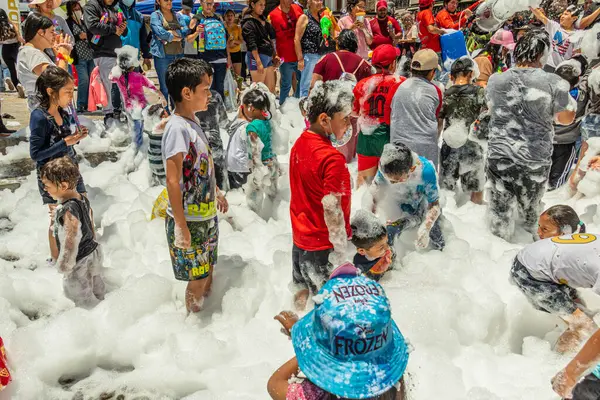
[[291, 269, 409, 399]]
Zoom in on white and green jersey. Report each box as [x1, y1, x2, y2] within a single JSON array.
[[517, 234, 600, 293]]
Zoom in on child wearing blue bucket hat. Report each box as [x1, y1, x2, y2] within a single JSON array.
[[268, 263, 410, 400]]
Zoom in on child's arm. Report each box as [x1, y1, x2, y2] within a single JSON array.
[[165, 153, 191, 248], [416, 200, 441, 250], [267, 357, 299, 400], [553, 329, 600, 398], [247, 128, 262, 169], [142, 75, 167, 106], [56, 210, 82, 273]]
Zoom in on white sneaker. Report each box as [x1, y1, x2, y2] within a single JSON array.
[[16, 84, 25, 99], [3, 77, 14, 92]]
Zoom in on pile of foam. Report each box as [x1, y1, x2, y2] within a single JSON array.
[[1, 100, 600, 400]]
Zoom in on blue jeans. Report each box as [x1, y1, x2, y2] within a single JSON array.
[[299, 53, 321, 97], [0, 65, 9, 91], [75, 60, 95, 110], [154, 54, 183, 106], [279, 61, 301, 105], [211, 62, 227, 100], [133, 119, 143, 149]]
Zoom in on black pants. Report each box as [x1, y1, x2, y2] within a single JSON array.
[[440, 140, 484, 192], [292, 244, 332, 295], [210, 62, 227, 100], [1, 42, 19, 87], [549, 142, 577, 189], [487, 158, 550, 240], [228, 171, 249, 190], [573, 374, 600, 400]]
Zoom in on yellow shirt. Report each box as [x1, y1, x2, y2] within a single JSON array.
[[227, 24, 242, 53]]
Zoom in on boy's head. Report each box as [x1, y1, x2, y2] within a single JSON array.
[[514, 29, 550, 66], [380, 143, 415, 183], [166, 58, 213, 112], [450, 57, 476, 82], [538, 205, 585, 240], [555, 56, 587, 89], [371, 44, 400, 73], [351, 210, 389, 260], [560, 5, 581, 30], [306, 81, 354, 139], [40, 156, 80, 200], [410, 49, 439, 81]]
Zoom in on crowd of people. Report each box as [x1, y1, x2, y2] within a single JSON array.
[[2, 0, 600, 398]]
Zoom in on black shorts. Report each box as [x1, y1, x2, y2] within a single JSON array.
[[510, 257, 579, 315], [37, 170, 86, 205], [292, 244, 332, 295], [230, 51, 243, 64], [573, 374, 600, 400]]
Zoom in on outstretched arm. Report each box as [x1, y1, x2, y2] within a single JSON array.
[[553, 329, 600, 398]]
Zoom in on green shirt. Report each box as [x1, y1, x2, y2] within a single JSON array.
[[247, 119, 275, 161]]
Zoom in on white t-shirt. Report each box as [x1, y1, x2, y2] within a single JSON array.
[[545, 20, 582, 69], [517, 234, 600, 293], [17, 45, 54, 111], [226, 118, 250, 173], [162, 115, 217, 221]]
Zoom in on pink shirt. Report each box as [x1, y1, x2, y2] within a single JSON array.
[[338, 15, 373, 60], [110, 71, 158, 113]]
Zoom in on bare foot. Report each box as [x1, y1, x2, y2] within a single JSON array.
[[294, 289, 309, 311]]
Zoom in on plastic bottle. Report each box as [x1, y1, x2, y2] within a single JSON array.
[[196, 6, 205, 52]]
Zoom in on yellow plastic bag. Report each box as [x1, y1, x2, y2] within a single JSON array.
[[151, 188, 169, 220]]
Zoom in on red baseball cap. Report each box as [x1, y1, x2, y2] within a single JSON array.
[[376, 0, 388, 10], [371, 44, 401, 68], [419, 0, 434, 7]]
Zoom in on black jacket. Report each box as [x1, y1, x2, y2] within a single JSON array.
[[83, 0, 128, 58], [241, 14, 275, 56]]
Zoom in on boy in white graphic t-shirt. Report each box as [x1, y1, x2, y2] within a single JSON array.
[[511, 233, 600, 353]]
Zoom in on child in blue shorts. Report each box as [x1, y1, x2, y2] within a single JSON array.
[[371, 143, 444, 251]]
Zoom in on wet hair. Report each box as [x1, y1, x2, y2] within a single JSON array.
[[306, 81, 354, 124], [564, 5, 582, 18], [450, 57, 474, 79], [351, 221, 387, 250], [41, 156, 80, 190], [381, 143, 413, 176], [242, 87, 271, 111], [147, 103, 166, 118], [410, 68, 434, 78], [555, 64, 580, 87], [35, 66, 74, 109], [542, 205, 585, 235], [23, 13, 54, 42], [337, 29, 359, 53], [299, 96, 309, 115], [514, 29, 550, 65], [166, 58, 213, 103]]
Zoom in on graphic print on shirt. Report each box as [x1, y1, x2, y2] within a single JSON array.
[[552, 233, 597, 244], [552, 30, 571, 57], [182, 141, 216, 218]]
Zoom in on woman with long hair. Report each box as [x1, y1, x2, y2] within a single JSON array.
[[241, 0, 279, 92], [149, 0, 187, 104], [17, 13, 72, 111], [338, 0, 373, 59], [0, 9, 25, 98], [66, 0, 95, 113]]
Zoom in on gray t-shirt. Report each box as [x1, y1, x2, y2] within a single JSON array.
[[390, 77, 443, 166], [486, 68, 574, 167], [17, 45, 54, 111], [162, 115, 217, 222]]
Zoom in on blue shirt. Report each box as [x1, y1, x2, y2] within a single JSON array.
[[374, 156, 439, 220]]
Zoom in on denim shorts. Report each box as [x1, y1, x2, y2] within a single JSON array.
[[246, 52, 273, 71]]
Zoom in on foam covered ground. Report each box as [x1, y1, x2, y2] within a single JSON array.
[[1, 103, 600, 400]]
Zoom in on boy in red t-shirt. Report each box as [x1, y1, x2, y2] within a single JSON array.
[[268, 0, 304, 105], [354, 44, 405, 187], [289, 81, 354, 310], [417, 0, 446, 53]]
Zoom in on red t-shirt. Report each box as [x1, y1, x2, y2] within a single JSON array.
[[353, 74, 406, 125], [417, 9, 441, 52], [313, 51, 373, 82], [289, 131, 352, 251], [369, 16, 402, 50], [268, 4, 304, 63]]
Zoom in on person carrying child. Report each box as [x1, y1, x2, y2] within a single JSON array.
[[438, 57, 487, 205], [353, 44, 405, 187], [162, 58, 228, 314], [110, 45, 166, 151], [268, 263, 409, 400], [29, 66, 89, 263], [351, 209, 393, 282], [510, 230, 600, 354], [41, 156, 105, 308], [371, 143, 444, 251]]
